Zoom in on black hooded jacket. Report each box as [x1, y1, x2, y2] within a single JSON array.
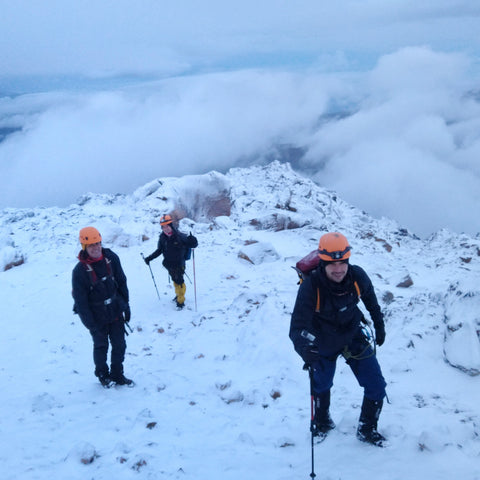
[[72, 248, 129, 331], [289, 264, 384, 359], [146, 228, 198, 269]]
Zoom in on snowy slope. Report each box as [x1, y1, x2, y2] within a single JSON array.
[[0, 161, 479, 480]]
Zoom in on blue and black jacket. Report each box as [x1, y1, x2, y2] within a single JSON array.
[[290, 264, 384, 360]]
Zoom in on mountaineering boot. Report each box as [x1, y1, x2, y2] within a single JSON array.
[[110, 365, 134, 386], [312, 390, 335, 438], [172, 295, 184, 309], [111, 373, 134, 386], [356, 397, 386, 447], [98, 372, 114, 388]]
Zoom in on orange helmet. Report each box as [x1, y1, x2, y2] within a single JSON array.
[[79, 226, 102, 247], [318, 232, 351, 262], [160, 214, 173, 226]]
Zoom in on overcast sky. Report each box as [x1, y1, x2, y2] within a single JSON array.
[[1, 1, 480, 237]]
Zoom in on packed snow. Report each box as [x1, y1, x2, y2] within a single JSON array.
[[0, 162, 479, 480]]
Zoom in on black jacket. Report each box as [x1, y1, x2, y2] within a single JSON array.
[[72, 248, 129, 331], [289, 264, 384, 359], [145, 228, 198, 269]]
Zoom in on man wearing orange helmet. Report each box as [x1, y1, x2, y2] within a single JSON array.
[[143, 214, 198, 309], [290, 232, 387, 446], [72, 226, 133, 388]]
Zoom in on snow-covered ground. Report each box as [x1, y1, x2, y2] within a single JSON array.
[[1, 162, 479, 480]]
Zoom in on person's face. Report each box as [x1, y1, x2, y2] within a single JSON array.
[[324, 261, 348, 283], [161, 224, 173, 236], [86, 241, 102, 259]]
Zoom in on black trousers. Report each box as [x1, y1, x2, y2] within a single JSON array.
[[164, 262, 186, 285], [90, 319, 126, 377]]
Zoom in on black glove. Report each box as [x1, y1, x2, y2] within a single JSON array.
[[302, 344, 320, 366], [144, 256, 151, 265], [188, 232, 198, 248], [123, 305, 131, 323], [374, 322, 386, 346]]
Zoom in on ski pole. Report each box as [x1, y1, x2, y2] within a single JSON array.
[[192, 249, 197, 312], [305, 364, 316, 479], [141, 253, 161, 300]]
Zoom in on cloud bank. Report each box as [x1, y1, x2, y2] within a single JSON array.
[[304, 48, 480, 237], [1, 1, 480, 238]]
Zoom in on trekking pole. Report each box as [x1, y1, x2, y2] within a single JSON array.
[[123, 322, 133, 335], [141, 253, 160, 300], [304, 364, 316, 479], [192, 249, 197, 312]]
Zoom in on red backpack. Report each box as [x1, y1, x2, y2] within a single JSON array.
[[293, 249, 361, 313]]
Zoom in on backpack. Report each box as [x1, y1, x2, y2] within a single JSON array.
[[292, 249, 321, 284], [184, 247, 192, 261], [293, 250, 361, 313]]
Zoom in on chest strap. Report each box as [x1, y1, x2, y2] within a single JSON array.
[[85, 257, 113, 285], [315, 280, 361, 313]]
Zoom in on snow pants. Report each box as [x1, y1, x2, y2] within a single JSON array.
[[312, 341, 386, 402], [90, 319, 126, 378]]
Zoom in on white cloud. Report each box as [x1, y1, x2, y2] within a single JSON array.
[[0, 71, 329, 207], [1, 1, 480, 238], [304, 47, 480, 236]]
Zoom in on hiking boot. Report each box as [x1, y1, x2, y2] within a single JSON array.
[[312, 390, 335, 437], [98, 373, 114, 388], [111, 374, 134, 386], [356, 397, 386, 447], [176, 300, 185, 310], [312, 412, 336, 437], [357, 423, 386, 446]]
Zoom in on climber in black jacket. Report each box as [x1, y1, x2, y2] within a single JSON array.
[[72, 226, 132, 387], [290, 232, 387, 446], [144, 214, 198, 309]]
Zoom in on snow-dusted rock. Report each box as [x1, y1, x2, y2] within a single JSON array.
[[444, 288, 480, 376], [238, 241, 281, 265]]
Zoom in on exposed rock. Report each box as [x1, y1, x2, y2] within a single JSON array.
[[397, 275, 414, 288]]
